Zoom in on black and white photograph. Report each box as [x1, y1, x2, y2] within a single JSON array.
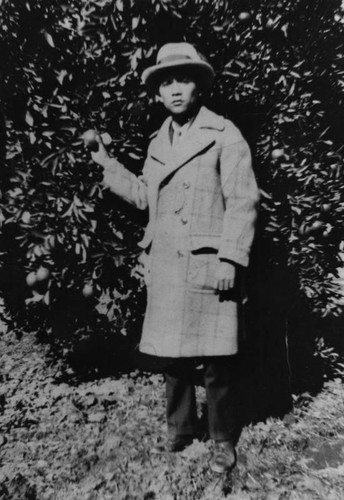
[[1, 0, 344, 498]]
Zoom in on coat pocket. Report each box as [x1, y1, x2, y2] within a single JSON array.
[[186, 250, 218, 292], [189, 234, 221, 252]]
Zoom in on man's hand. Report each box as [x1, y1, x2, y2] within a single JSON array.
[[82, 129, 111, 169], [215, 261, 236, 291], [90, 136, 111, 169]]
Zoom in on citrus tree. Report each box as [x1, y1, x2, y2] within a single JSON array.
[[0, 0, 344, 370]]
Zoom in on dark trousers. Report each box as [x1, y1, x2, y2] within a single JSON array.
[[164, 356, 238, 442]]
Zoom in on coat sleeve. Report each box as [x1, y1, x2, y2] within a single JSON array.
[[218, 125, 259, 267], [101, 156, 148, 210]]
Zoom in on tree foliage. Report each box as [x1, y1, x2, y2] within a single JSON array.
[[0, 0, 344, 354]]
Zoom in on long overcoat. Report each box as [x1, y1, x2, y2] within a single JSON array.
[[102, 106, 259, 358]]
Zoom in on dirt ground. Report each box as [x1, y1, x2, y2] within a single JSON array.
[[1, 323, 344, 499]]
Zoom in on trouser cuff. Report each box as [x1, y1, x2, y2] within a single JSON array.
[[168, 424, 196, 437]]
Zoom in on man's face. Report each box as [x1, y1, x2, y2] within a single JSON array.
[[158, 70, 199, 117]]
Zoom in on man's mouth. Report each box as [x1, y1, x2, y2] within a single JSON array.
[[172, 100, 183, 106]]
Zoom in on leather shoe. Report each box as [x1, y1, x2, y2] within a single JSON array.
[[210, 440, 237, 473], [150, 435, 194, 454]]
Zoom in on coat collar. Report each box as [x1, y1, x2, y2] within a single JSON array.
[[163, 105, 226, 135], [140, 108, 226, 250], [149, 106, 225, 170]]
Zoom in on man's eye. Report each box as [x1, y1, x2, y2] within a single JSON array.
[[161, 79, 173, 86]]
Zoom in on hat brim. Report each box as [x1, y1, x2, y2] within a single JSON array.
[[142, 60, 215, 94]]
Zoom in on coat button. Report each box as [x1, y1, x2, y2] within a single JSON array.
[[183, 181, 190, 189], [181, 217, 188, 225]]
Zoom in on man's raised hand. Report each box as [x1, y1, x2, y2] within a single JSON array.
[[82, 129, 112, 169]]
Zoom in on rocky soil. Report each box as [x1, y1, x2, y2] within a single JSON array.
[[1, 324, 344, 499]]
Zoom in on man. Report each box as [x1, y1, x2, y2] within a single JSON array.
[[90, 42, 259, 473]]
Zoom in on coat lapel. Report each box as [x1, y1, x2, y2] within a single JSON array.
[[140, 107, 226, 250], [148, 116, 172, 166], [148, 106, 225, 185], [172, 106, 225, 172]]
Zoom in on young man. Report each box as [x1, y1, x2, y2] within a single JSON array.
[[90, 43, 259, 473]]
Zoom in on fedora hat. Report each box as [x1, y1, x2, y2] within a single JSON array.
[[142, 42, 215, 93]]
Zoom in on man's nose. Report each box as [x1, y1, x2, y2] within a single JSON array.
[[171, 80, 181, 94]]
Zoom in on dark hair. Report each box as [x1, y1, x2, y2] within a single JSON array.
[[152, 66, 204, 95]]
